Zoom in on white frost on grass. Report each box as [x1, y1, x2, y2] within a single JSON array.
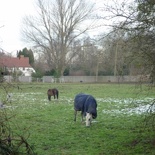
[[101, 98, 155, 115], [97, 97, 153, 105], [4, 92, 155, 116], [102, 105, 152, 115]]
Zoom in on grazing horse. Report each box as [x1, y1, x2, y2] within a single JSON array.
[[47, 88, 59, 101], [74, 93, 97, 127]]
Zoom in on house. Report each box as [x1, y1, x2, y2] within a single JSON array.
[[0, 55, 35, 76]]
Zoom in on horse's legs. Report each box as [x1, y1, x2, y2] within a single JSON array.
[[74, 110, 77, 121], [56, 91, 59, 99], [48, 95, 51, 101], [81, 112, 84, 122]]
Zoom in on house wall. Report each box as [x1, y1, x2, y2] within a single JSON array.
[[18, 67, 35, 76], [7, 67, 35, 76]]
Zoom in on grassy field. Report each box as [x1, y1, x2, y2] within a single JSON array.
[[1, 83, 155, 155]]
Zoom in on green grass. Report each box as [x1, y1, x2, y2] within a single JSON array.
[[1, 83, 155, 155]]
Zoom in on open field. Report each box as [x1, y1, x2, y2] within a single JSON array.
[[1, 83, 155, 155]]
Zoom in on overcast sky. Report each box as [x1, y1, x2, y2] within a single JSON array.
[[0, 0, 105, 55], [0, 0, 116, 56], [0, 0, 35, 55]]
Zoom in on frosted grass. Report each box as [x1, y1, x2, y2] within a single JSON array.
[[2, 92, 155, 115], [100, 97, 155, 115]]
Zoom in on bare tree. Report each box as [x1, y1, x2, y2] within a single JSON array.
[[97, 0, 155, 82], [21, 0, 95, 76]]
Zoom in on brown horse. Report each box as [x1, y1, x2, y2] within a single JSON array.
[[47, 88, 59, 101]]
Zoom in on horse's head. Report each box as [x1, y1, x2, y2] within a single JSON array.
[[86, 113, 92, 127]]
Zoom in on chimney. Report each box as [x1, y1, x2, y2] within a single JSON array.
[[19, 55, 24, 59]]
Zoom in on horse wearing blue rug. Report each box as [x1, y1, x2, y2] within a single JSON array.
[[74, 93, 97, 127]]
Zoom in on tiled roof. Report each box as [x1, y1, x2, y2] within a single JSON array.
[[0, 56, 31, 68]]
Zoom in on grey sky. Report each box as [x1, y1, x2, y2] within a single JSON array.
[[0, 0, 35, 54]]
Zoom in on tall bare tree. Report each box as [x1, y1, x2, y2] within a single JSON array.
[[21, 0, 95, 76]]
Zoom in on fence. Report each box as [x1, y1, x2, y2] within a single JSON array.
[[3, 75, 150, 83]]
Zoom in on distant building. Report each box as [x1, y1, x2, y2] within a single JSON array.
[[0, 55, 35, 76]]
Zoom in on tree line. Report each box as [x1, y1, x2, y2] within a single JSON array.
[[18, 0, 154, 83]]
